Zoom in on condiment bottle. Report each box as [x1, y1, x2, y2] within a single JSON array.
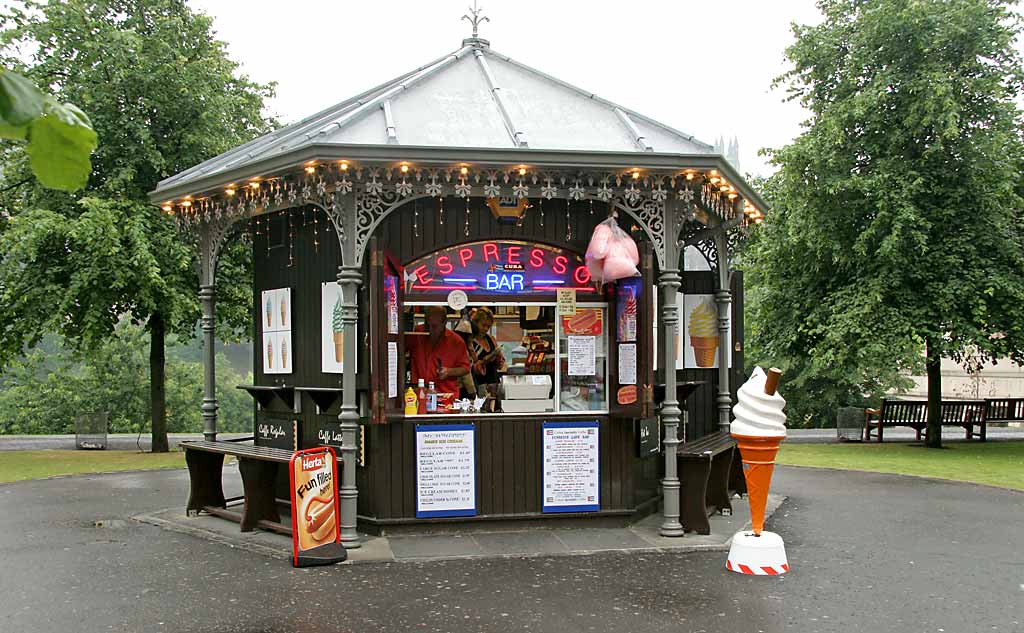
[[417, 379, 427, 415], [426, 381, 438, 413], [404, 386, 418, 416]]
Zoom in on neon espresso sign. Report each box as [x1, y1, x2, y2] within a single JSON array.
[[405, 241, 595, 295]]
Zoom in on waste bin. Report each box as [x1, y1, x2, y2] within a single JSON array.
[[836, 406, 864, 442], [75, 412, 108, 450]]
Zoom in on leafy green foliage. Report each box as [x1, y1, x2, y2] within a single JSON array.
[[746, 0, 1024, 432], [0, 323, 253, 435], [0, 68, 97, 190], [0, 1, 275, 444]]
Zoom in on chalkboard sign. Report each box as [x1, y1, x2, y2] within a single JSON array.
[[256, 417, 297, 451], [315, 419, 365, 467], [637, 418, 660, 456]]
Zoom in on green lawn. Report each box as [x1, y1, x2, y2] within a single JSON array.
[[0, 450, 186, 483], [777, 441, 1024, 491]]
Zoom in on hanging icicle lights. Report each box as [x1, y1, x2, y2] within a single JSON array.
[[160, 162, 765, 228]]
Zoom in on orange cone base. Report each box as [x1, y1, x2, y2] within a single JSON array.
[[726, 531, 789, 575], [731, 434, 783, 536]]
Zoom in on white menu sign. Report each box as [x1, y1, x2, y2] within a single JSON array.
[[387, 342, 398, 399], [542, 421, 599, 513], [415, 425, 476, 518], [567, 335, 596, 376]]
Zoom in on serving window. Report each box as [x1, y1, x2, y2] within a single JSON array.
[[368, 239, 653, 420], [403, 302, 609, 415]]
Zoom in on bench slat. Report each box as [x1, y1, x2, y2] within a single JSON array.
[[182, 440, 294, 463]]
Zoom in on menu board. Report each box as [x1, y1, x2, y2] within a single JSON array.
[[542, 421, 599, 513], [415, 424, 476, 518]]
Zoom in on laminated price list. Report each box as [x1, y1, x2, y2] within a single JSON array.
[[415, 425, 476, 518], [542, 421, 600, 513]]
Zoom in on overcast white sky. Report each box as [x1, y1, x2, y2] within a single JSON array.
[[187, 0, 1024, 178], [185, 0, 829, 177]]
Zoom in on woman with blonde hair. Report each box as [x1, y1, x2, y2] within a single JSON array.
[[466, 307, 504, 388]]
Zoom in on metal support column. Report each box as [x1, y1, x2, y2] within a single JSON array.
[[336, 264, 362, 548], [659, 199, 684, 537], [714, 232, 732, 433], [199, 284, 218, 441]]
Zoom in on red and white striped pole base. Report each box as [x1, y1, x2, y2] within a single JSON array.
[[726, 530, 790, 575]]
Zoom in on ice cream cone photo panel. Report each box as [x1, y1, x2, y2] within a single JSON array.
[[679, 294, 732, 369]]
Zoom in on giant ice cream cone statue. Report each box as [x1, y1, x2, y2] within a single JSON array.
[[688, 299, 719, 368], [331, 297, 344, 363], [727, 366, 790, 575]]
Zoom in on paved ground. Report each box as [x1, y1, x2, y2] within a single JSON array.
[[134, 483, 783, 564], [1, 466, 1020, 632]]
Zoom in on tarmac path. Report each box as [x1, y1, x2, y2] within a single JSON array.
[[0, 465, 1020, 633]]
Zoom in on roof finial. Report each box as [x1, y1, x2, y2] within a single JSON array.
[[462, 1, 489, 40]]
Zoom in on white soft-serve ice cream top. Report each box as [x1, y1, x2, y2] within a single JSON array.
[[730, 367, 787, 438]]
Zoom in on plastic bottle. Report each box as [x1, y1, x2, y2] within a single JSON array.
[[417, 379, 427, 415], [404, 386, 418, 416], [426, 381, 438, 413]]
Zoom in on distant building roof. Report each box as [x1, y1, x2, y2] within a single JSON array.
[[157, 37, 714, 193]]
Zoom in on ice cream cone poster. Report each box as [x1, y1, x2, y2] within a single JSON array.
[[321, 281, 356, 373], [289, 447, 341, 564], [261, 287, 292, 375], [260, 288, 291, 333], [679, 294, 731, 370]]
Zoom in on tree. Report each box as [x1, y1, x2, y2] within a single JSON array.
[[750, 0, 1024, 447], [0, 0, 275, 451]]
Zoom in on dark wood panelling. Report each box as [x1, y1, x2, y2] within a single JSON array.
[[356, 417, 634, 521]]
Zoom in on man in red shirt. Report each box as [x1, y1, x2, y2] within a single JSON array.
[[406, 306, 471, 396]]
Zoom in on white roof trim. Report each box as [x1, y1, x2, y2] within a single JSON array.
[[382, 99, 398, 144], [473, 49, 528, 148], [614, 108, 653, 152]]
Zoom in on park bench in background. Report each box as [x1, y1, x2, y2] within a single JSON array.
[[183, 439, 316, 535], [983, 398, 1024, 425], [863, 399, 988, 442], [677, 430, 746, 535]]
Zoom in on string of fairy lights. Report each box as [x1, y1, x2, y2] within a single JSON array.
[[161, 161, 765, 264]]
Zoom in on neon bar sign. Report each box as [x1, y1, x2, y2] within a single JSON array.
[[404, 240, 595, 295]]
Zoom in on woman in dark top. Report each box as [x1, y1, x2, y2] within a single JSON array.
[[467, 307, 503, 388]]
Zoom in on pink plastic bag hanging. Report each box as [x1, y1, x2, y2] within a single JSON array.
[[585, 215, 640, 284]]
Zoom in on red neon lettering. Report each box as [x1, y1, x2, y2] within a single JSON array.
[[506, 245, 521, 266], [529, 249, 545, 268], [458, 248, 474, 267], [436, 256, 453, 275], [574, 265, 591, 284], [413, 265, 433, 285], [483, 242, 499, 262], [552, 255, 568, 275]]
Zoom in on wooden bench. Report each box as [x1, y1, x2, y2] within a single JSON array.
[[863, 399, 988, 442], [676, 430, 746, 535], [183, 440, 300, 534], [984, 398, 1024, 424]]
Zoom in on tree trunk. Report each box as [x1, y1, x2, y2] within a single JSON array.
[[150, 311, 169, 453], [924, 337, 942, 449]]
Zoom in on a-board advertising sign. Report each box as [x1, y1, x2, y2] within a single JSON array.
[[288, 447, 347, 567], [542, 421, 599, 513], [415, 424, 476, 518]]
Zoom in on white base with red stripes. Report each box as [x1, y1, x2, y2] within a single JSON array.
[[726, 531, 789, 575]]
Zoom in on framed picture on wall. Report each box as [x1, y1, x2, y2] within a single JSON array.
[[262, 288, 292, 375], [321, 282, 356, 373], [677, 293, 731, 370]]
